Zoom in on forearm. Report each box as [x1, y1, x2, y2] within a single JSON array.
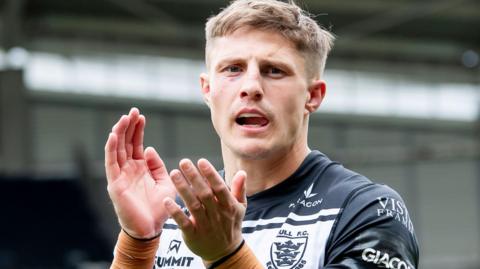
[[110, 230, 159, 269], [206, 242, 264, 269]]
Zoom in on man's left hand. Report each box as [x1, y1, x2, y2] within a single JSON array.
[[163, 158, 246, 264]]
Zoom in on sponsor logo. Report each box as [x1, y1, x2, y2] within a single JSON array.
[[376, 196, 415, 235], [155, 256, 194, 267], [168, 240, 182, 254], [155, 239, 195, 268], [266, 230, 308, 269], [362, 248, 414, 269], [289, 183, 323, 209], [303, 184, 317, 199]]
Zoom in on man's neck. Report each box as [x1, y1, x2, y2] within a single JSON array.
[[223, 144, 310, 196]]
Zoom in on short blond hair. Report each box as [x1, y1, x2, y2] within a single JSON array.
[[205, 0, 335, 79]]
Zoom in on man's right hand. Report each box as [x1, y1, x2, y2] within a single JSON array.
[[105, 107, 176, 239]]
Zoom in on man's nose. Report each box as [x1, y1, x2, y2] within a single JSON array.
[[239, 67, 263, 100]]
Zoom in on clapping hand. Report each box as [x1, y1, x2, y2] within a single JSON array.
[[163, 158, 247, 264], [105, 108, 176, 239]]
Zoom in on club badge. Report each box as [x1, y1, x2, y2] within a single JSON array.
[[267, 230, 308, 269]]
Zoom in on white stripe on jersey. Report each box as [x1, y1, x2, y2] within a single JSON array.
[[164, 208, 341, 227], [242, 208, 341, 228]]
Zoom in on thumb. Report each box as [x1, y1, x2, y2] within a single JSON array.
[[231, 170, 247, 206]]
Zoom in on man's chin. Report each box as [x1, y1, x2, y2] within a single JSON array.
[[233, 144, 273, 160]]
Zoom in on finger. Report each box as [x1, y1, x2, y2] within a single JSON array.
[[170, 169, 208, 224], [104, 132, 120, 182], [125, 108, 140, 159], [180, 159, 217, 213], [132, 115, 146, 159], [197, 158, 230, 206], [163, 197, 194, 234], [231, 170, 247, 206], [144, 146, 168, 181], [112, 115, 129, 166]]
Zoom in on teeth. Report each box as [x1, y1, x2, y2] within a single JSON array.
[[239, 113, 262, 118]]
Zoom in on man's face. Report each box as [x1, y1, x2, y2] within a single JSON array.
[[201, 28, 325, 160]]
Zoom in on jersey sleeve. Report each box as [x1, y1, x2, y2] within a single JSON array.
[[324, 183, 419, 269], [111, 230, 159, 269], [211, 241, 264, 269]]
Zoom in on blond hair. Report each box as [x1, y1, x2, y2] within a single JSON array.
[[205, 0, 335, 79]]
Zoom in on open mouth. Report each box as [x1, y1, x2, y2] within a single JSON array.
[[235, 113, 269, 127]]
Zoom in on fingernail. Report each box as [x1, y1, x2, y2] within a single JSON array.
[[181, 161, 191, 172], [198, 159, 208, 169], [171, 172, 180, 181], [164, 199, 172, 206]]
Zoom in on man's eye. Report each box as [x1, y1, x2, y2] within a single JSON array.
[[224, 65, 242, 73], [270, 68, 283, 74], [264, 67, 285, 77]]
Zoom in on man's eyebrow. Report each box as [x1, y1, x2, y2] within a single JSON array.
[[215, 57, 245, 67], [259, 58, 296, 71]]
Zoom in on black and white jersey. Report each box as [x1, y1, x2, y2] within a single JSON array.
[[154, 151, 419, 269]]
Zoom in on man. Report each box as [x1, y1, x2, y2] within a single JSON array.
[[105, 0, 419, 268]]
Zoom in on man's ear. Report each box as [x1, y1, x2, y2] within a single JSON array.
[[305, 80, 326, 114], [200, 73, 211, 107]]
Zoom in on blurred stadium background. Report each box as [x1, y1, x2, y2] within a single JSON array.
[[0, 0, 479, 268]]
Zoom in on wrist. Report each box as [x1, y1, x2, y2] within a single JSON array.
[[122, 228, 162, 241], [115, 229, 160, 261], [203, 239, 245, 269]]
